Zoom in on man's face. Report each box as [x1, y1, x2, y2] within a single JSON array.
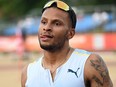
[[38, 7, 72, 51]]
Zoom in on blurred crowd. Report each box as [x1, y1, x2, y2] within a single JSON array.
[[2, 10, 115, 36]]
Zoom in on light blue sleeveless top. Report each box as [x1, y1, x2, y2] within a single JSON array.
[[26, 49, 91, 87]]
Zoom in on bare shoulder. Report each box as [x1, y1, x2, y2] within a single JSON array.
[[21, 64, 28, 87], [84, 53, 113, 87]]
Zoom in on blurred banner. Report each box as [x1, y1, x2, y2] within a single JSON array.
[[70, 33, 116, 51], [0, 33, 116, 52]]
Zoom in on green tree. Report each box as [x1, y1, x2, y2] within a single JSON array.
[[0, 0, 115, 20], [0, 0, 47, 20]]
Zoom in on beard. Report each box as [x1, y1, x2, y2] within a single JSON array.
[[39, 36, 68, 52]]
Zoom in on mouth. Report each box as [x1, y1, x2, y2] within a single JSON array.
[[39, 34, 53, 41]]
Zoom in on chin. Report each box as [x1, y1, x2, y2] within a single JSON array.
[[39, 39, 65, 52], [40, 45, 56, 51]]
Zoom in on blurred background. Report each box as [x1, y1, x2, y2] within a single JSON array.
[[0, 0, 116, 87]]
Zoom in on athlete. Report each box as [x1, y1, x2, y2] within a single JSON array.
[[21, 0, 113, 87]]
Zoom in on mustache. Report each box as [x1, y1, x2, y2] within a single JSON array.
[[39, 32, 54, 38]]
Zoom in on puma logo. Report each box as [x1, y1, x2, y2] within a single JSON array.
[[68, 68, 80, 78]]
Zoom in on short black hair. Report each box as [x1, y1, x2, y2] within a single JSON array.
[[42, 0, 77, 28]]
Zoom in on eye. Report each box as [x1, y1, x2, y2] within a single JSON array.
[[55, 22, 61, 26], [41, 20, 47, 25]]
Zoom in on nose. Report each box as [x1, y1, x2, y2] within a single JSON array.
[[43, 23, 52, 31]]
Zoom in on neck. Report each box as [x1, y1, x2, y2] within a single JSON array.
[[42, 46, 74, 82], [42, 46, 73, 69], [45, 47, 70, 63]]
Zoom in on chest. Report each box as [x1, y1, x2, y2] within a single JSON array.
[[27, 67, 85, 87], [26, 51, 90, 87]]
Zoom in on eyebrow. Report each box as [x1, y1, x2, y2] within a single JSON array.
[[41, 16, 64, 23]]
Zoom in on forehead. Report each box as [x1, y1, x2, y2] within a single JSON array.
[[41, 7, 69, 20]]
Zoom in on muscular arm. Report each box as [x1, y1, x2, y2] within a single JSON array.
[[84, 54, 113, 87], [21, 65, 28, 87]]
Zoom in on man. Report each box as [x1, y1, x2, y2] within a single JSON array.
[[21, 0, 113, 87]]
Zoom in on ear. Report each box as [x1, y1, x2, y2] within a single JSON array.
[[67, 28, 75, 39]]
